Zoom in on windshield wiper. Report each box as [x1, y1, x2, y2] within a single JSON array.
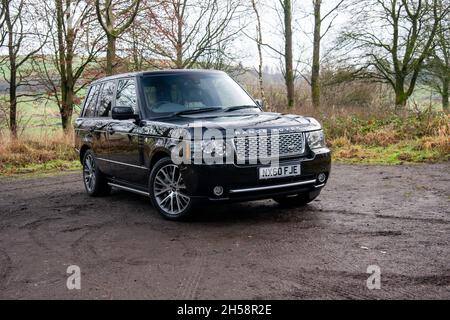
[[223, 105, 259, 112], [173, 107, 222, 116]]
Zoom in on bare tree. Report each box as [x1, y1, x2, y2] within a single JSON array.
[[146, 0, 245, 69], [95, 0, 140, 75], [423, 0, 449, 113], [251, 0, 266, 105], [281, 0, 295, 108], [36, 0, 104, 132], [124, 17, 149, 71], [340, 0, 442, 109], [0, 0, 45, 138], [311, 0, 345, 109]]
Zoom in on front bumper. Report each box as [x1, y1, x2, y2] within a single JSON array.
[[180, 147, 331, 201]]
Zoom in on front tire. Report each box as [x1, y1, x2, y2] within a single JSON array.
[[273, 190, 321, 207], [149, 157, 194, 220], [82, 150, 111, 197]]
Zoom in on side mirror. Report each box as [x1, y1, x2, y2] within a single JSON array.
[[255, 99, 265, 110], [112, 106, 138, 121]]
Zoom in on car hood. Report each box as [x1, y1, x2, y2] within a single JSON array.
[[142, 111, 322, 137]]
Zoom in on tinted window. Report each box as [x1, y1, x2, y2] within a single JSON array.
[[83, 85, 100, 118], [141, 73, 257, 116], [116, 79, 137, 112], [98, 81, 116, 117]]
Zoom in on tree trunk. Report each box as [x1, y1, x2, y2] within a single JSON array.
[[283, 0, 294, 108], [8, 57, 17, 139], [251, 0, 266, 106], [176, 42, 183, 69], [442, 79, 449, 114], [106, 34, 116, 75], [393, 75, 409, 110], [394, 89, 408, 110], [61, 90, 74, 132], [176, 8, 184, 69], [9, 74, 17, 139], [6, 2, 17, 139], [311, 0, 321, 109]]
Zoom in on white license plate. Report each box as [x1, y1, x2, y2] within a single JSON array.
[[259, 164, 301, 180]]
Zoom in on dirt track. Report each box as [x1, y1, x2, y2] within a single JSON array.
[[0, 163, 449, 299]]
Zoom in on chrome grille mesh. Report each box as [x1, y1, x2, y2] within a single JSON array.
[[234, 132, 305, 162]]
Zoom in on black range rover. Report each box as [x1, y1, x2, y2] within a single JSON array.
[[75, 70, 331, 220]]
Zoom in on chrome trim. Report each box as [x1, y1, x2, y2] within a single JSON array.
[[229, 179, 317, 194], [108, 183, 150, 196], [314, 183, 325, 188], [96, 157, 148, 170]]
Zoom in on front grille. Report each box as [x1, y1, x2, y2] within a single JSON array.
[[234, 132, 305, 162]]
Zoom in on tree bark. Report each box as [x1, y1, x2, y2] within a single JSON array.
[[283, 0, 294, 108], [5, 0, 17, 139], [394, 89, 408, 110], [311, 0, 321, 109], [60, 90, 74, 131], [106, 34, 116, 75], [442, 78, 449, 114]]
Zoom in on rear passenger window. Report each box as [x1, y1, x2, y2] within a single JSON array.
[[116, 79, 137, 112], [83, 85, 100, 118], [98, 81, 116, 117]]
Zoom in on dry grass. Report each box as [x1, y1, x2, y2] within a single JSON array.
[[0, 132, 79, 175], [415, 125, 450, 154], [354, 128, 401, 146]]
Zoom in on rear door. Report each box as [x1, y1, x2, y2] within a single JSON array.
[[107, 78, 148, 185], [93, 80, 117, 175], [76, 84, 110, 173]]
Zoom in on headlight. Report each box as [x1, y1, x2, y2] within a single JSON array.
[[306, 130, 326, 149]]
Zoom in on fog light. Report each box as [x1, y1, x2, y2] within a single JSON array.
[[213, 186, 224, 196], [318, 173, 326, 183]]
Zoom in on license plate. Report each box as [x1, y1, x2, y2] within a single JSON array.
[[259, 164, 301, 180]]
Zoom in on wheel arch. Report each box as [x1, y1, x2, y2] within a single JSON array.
[[149, 149, 171, 169], [79, 144, 91, 164]]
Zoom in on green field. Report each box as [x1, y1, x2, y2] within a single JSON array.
[[0, 92, 85, 137]]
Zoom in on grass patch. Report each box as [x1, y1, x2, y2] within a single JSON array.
[[332, 141, 449, 165], [326, 111, 449, 165], [0, 159, 81, 176]]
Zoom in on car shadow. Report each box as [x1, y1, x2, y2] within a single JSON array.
[[110, 189, 321, 224]]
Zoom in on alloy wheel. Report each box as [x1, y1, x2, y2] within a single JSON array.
[[153, 164, 190, 216], [83, 154, 96, 192]]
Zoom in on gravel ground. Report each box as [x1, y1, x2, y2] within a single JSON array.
[[0, 163, 449, 299]]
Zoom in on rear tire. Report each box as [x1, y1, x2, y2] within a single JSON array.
[[273, 190, 321, 207], [149, 157, 194, 221], [82, 150, 111, 197]]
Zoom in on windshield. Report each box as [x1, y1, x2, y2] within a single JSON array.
[[141, 72, 258, 117]]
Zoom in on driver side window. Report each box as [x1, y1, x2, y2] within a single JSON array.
[[116, 79, 138, 113]]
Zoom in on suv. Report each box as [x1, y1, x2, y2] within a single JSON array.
[[75, 70, 331, 220]]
